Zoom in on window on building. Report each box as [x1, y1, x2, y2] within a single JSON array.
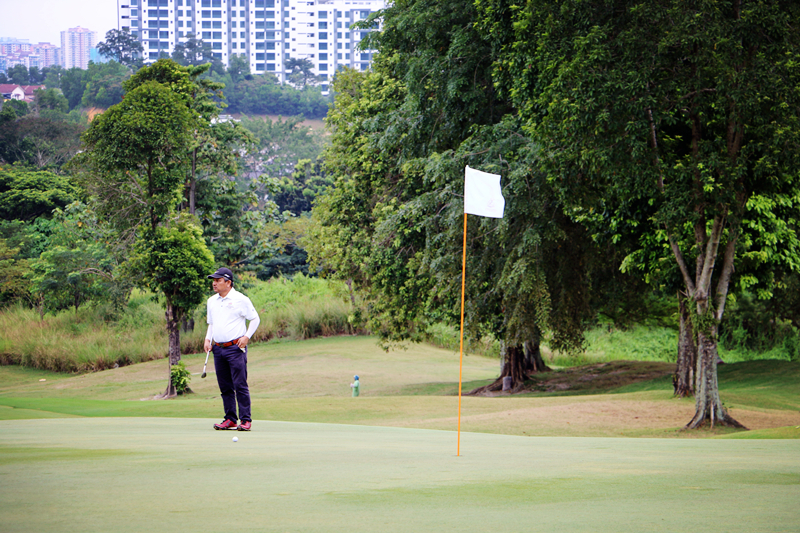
[[212, 10, 221, 18], [336, 32, 341, 38], [266, 53, 275, 60], [201, 0, 210, 6], [256, 53, 264, 60], [318, 22, 327, 29], [212, 42, 222, 49], [267, 42, 275, 49], [231, 42, 237, 48], [267, 63, 275, 71], [337, 53, 341, 59], [265, 22, 275, 28], [212, 0, 221, 7], [240, 32, 246, 38], [345, 53, 350, 59], [318, 11, 327, 18], [149, 52, 160, 59], [319, 64, 328, 71], [318, 32, 327, 39], [148, 41, 160, 48], [256, 32, 265, 39], [319, 42, 327, 50], [213, 32, 222, 39], [148, 9, 169, 17], [361, 53, 370, 61], [160, 31, 169, 38], [319, 53, 328, 60], [202, 31, 211, 39], [213, 52, 222, 58], [178, 21, 183, 27], [177, 10, 182, 16], [131, 0, 138, 5], [256, 42, 265, 50], [240, 10, 245, 17], [131, 9, 138, 16], [202, 10, 211, 17], [202, 21, 211, 28], [132, 20, 139, 27], [213, 21, 222, 28]]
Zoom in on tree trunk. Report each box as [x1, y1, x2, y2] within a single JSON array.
[[189, 147, 197, 216], [684, 329, 746, 429], [674, 293, 696, 397], [160, 301, 182, 399], [470, 338, 547, 395], [523, 328, 550, 373], [181, 316, 195, 332]]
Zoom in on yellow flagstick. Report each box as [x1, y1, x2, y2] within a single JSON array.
[[457, 212, 468, 456]]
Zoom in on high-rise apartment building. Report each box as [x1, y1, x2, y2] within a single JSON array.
[[61, 27, 97, 69], [119, 0, 385, 86]]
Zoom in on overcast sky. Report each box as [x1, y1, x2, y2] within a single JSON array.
[[0, 0, 119, 45]]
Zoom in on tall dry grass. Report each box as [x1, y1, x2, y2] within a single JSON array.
[[0, 275, 356, 373]]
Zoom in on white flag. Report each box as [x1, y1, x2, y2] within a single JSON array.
[[464, 166, 505, 218]]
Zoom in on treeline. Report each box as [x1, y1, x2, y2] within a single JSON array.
[[4, 56, 330, 119], [305, 0, 800, 429]]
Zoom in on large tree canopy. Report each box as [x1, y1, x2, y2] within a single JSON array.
[[476, 0, 800, 426]]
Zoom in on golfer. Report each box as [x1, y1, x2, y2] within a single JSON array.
[[204, 267, 260, 431]]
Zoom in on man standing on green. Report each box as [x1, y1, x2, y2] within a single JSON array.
[[204, 267, 260, 431]]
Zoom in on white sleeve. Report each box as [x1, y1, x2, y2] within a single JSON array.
[[245, 315, 260, 339], [205, 324, 213, 341]]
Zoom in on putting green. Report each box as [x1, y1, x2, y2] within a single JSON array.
[[1, 418, 798, 533]]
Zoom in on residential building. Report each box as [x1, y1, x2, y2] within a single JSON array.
[[33, 43, 61, 68], [0, 39, 61, 73], [118, 0, 385, 87], [0, 84, 45, 103], [61, 27, 97, 69]]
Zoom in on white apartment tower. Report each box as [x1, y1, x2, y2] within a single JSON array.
[[119, 0, 385, 86], [61, 27, 97, 69]]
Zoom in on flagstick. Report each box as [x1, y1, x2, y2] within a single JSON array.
[[458, 212, 468, 456]]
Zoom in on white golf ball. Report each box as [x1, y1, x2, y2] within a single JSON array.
[[232, 436, 238, 442]]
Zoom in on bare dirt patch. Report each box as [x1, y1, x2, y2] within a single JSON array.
[[470, 360, 675, 397]]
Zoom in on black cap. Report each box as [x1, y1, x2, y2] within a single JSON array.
[[208, 267, 234, 282]]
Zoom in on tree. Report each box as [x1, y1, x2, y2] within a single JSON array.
[[80, 61, 131, 109], [75, 61, 215, 397], [0, 167, 77, 220], [481, 0, 800, 427], [33, 88, 69, 115], [28, 66, 44, 85], [44, 65, 64, 89], [76, 77, 195, 235], [285, 58, 320, 88], [97, 28, 144, 68], [8, 64, 29, 85], [59, 68, 88, 110], [129, 219, 214, 396], [171, 35, 214, 67], [227, 54, 252, 84]]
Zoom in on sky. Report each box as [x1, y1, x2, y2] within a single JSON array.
[[0, 0, 119, 45]]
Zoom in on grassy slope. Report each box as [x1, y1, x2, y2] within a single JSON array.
[[1, 336, 797, 438]]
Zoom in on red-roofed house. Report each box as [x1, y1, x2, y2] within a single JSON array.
[[0, 84, 45, 103]]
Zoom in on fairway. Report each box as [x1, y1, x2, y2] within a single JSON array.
[[1, 418, 798, 533]]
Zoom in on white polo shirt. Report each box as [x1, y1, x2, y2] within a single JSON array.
[[205, 287, 260, 343]]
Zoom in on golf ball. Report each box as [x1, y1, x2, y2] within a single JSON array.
[[232, 436, 238, 442]]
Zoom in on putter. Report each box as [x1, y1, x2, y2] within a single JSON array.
[[201, 349, 211, 378]]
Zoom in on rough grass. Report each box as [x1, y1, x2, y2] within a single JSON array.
[[0, 275, 354, 373]]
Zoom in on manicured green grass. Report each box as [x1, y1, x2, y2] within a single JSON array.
[[1, 418, 798, 533]]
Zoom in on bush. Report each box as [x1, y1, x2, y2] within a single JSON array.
[[171, 361, 191, 394]]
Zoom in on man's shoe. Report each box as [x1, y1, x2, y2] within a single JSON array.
[[237, 421, 251, 431], [214, 419, 238, 430]]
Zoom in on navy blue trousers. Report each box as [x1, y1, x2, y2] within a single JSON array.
[[213, 344, 251, 422]]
